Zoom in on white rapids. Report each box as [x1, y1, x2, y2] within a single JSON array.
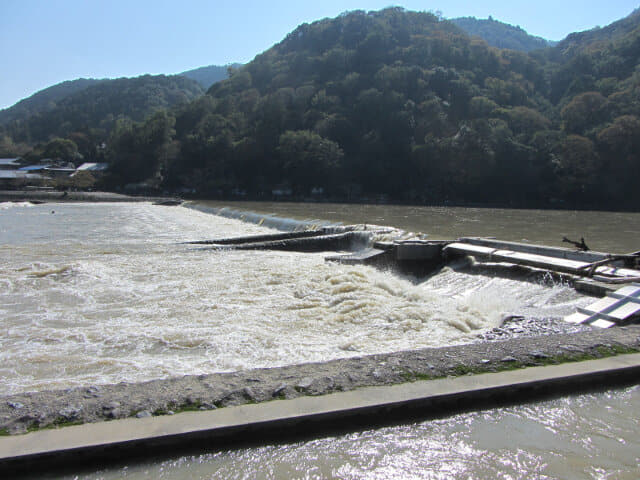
[[0, 202, 590, 395]]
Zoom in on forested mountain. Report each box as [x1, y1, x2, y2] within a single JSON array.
[[542, 8, 640, 103], [5, 7, 640, 209], [1, 65, 236, 127], [1, 75, 204, 157], [180, 64, 243, 88], [0, 78, 105, 125], [451, 17, 553, 52], [553, 8, 640, 56], [98, 7, 640, 208], [103, 10, 535, 201]]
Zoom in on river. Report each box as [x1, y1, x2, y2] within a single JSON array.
[[2, 200, 639, 478], [1, 201, 595, 395], [53, 385, 640, 480], [194, 200, 640, 253]]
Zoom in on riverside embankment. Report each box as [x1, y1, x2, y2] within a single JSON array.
[[2, 324, 639, 435]]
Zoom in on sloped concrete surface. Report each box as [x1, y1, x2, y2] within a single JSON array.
[[1, 353, 640, 476]]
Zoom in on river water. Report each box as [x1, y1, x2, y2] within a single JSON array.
[[195, 201, 640, 253], [0, 201, 594, 395], [56, 385, 640, 480], [2, 200, 639, 478]]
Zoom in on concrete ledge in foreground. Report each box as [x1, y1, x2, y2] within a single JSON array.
[[2, 353, 640, 476]]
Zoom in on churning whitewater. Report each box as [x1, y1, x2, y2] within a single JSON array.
[[0, 202, 590, 395]]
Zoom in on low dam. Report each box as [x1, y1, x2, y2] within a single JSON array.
[[1, 200, 639, 478], [188, 217, 640, 324]]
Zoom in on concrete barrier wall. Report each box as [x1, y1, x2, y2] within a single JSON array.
[[2, 354, 639, 477]]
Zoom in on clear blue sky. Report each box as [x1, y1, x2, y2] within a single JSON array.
[[1, 0, 638, 109]]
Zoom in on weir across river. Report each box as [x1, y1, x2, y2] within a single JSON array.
[[2, 200, 639, 478], [190, 224, 640, 328]]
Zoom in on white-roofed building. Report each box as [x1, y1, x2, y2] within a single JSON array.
[[75, 162, 108, 172], [0, 158, 21, 169], [0, 170, 46, 188]]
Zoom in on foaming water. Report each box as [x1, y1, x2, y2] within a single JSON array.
[[0, 201, 34, 210], [50, 385, 640, 480], [1, 202, 589, 394], [185, 203, 339, 231]]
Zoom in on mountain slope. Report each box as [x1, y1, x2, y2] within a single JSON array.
[[3, 75, 204, 144], [451, 16, 553, 52], [142, 7, 636, 207], [0, 78, 105, 125], [5, 7, 640, 208], [180, 64, 242, 89], [553, 7, 640, 56], [543, 8, 640, 101], [144, 8, 554, 201]]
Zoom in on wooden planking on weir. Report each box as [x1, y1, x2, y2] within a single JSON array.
[[443, 240, 640, 280], [439, 237, 640, 329], [566, 283, 640, 328]]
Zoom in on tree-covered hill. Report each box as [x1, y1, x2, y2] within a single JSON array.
[[553, 8, 640, 56], [542, 8, 640, 102], [451, 16, 553, 52], [106, 8, 556, 202], [0, 78, 105, 125], [5, 7, 640, 209], [2, 75, 204, 149], [180, 64, 243, 89], [99, 7, 640, 209]]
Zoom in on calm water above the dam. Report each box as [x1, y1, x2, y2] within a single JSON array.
[[197, 200, 640, 253], [3, 200, 639, 478]]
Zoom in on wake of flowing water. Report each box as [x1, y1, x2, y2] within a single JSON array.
[[0, 202, 591, 395]]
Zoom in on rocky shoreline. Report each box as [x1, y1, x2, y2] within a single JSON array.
[[2, 324, 639, 435]]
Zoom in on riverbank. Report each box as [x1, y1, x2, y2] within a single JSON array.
[[0, 190, 180, 204], [5, 189, 640, 213], [2, 324, 639, 435]]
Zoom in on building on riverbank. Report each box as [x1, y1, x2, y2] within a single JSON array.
[[0, 158, 21, 169], [0, 170, 46, 189]]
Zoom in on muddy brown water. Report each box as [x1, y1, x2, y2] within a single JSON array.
[[3, 200, 639, 479], [195, 200, 640, 253]]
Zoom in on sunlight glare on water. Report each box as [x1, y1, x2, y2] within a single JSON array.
[[52, 386, 640, 480]]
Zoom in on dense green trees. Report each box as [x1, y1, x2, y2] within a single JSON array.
[[41, 137, 80, 161], [0, 78, 104, 126], [278, 130, 343, 194], [451, 17, 553, 52], [4, 7, 640, 208], [104, 111, 177, 188], [1, 75, 203, 147], [98, 7, 640, 207]]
